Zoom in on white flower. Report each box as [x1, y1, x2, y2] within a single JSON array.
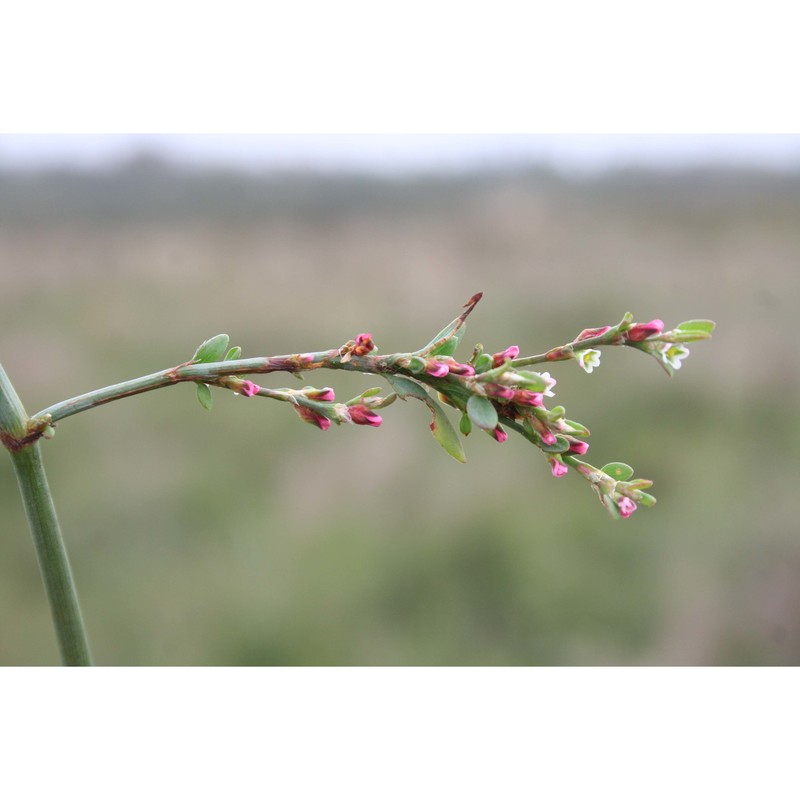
[[576, 349, 601, 374], [540, 371, 557, 397], [659, 343, 690, 370]]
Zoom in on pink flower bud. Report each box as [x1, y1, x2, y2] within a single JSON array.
[[447, 361, 476, 376], [426, 361, 450, 378], [353, 333, 376, 356], [294, 404, 331, 430], [626, 319, 664, 342], [541, 430, 557, 446], [567, 439, 589, 455], [490, 425, 508, 443], [241, 380, 261, 397], [349, 404, 383, 427], [513, 390, 543, 406], [307, 387, 335, 402], [492, 345, 520, 367], [550, 459, 568, 478], [486, 384, 515, 400], [576, 325, 611, 342], [617, 496, 637, 518]]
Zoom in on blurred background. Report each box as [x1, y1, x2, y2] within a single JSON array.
[[1, 134, 798, 665]]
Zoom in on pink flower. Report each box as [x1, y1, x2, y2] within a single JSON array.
[[349, 404, 383, 427], [426, 361, 450, 378], [353, 333, 376, 356], [513, 390, 543, 406], [576, 325, 611, 342], [626, 319, 664, 342], [490, 425, 508, 443], [617, 497, 637, 518], [550, 459, 568, 478], [307, 387, 335, 402], [567, 439, 589, 455], [486, 384, 515, 400], [240, 380, 261, 397], [492, 345, 520, 367], [447, 361, 476, 376], [294, 404, 331, 430], [540, 430, 557, 446]]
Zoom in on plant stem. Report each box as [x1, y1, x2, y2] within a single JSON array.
[[10, 444, 92, 665], [1, 364, 91, 666]]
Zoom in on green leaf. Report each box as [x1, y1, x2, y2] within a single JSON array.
[[467, 395, 499, 430], [429, 398, 467, 463], [601, 462, 634, 481], [512, 371, 549, 392], [384, 374, 430, 401], [473, 353, 494, 374], [196, 383, 213, 411], [430, 324, 465, 357], [634, 491, 657, 508], [193, 334, 230, 364], [224, 346, 242, 361], [616, 311, 634, 332], [677, 319, 715, 335], [538, 434, 570, 453], [600, 493, 621, 520], [416, 292, 482, 356], [359, 387, 383, 398], [459, 413, 472, 436], [384, 375, 466, 462], [371, 392, 398, 409], [407, 356, 427, 373], [563, 419, 590, 436]]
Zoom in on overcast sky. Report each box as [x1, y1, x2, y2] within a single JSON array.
[[1, 134, 799, 174]]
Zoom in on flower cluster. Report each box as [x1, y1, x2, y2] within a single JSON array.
[[190, 301, 713, 520]]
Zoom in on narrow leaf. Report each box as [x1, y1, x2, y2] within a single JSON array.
[[512, 371, 549, 392], [429, 397, 467, 463], [416, 292, 482, 355], [384, 374, 430, 401], [224, 346, 242, 361], [635, 491, 657, 508], [600, 493, 622, 520], [676, 319, 715, 335], [371, 392, 398, 409], [196, 383, 213, 411], [563, 419, 590, 436], [459, 413, 472, 436], [467, 395, 499, 430], [430, 324, 465, 357], [385, 375, 466, 462]]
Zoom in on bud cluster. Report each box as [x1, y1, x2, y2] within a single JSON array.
[[184, 299, 713, 520]]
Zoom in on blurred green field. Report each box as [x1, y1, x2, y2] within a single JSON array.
[[1, 159, 798, 665]]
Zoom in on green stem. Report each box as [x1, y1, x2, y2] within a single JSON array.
[[31, 351, 343, 425], [1, 364, 91, 666], [10, 444, 92, 665]]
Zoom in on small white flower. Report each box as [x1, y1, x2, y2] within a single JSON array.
[[659, 343, 690, 370], [576, 349, 601, 374], [540, 371, 557, 397]]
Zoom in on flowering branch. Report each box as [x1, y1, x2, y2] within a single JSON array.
[[15, 293, 713, 520], [0, 293, 715, 664]]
